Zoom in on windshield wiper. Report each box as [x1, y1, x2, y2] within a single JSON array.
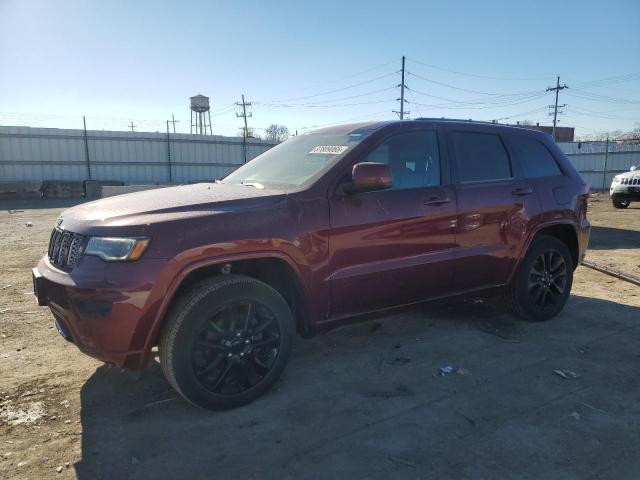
[[240, 181, 265, 189]]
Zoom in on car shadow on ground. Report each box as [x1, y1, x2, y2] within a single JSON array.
[[588, 225, 640, 250], [74, 294, 640, 480]]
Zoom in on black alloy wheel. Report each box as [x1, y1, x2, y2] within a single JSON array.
[[527, 250, 568, 309], [160, 274, 294, 409], [504, 235, 574, 321], [191, 300, 281, 395]]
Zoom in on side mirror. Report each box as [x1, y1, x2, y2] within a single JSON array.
[[344, 162, 392, 194], [630, 165, 637, 171]]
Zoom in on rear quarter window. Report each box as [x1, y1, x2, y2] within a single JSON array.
[[508, 135, 562, 178], [451, 131, 512, 183]]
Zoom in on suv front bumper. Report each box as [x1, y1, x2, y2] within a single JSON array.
[[33, 255, 170, 369], [610, 185, 640, 201]]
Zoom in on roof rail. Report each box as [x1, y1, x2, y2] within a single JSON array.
[[414, 117, 497, 124]]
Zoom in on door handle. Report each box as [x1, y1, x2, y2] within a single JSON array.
[[511, 187, 533, 196], [423, 196, 450, 206]]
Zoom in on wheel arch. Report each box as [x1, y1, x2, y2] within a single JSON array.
[[535, 223, 579, 269], [520, 221, 580, 272], [142, 252, 312, 367]]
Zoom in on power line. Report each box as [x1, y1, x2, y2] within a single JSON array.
[[407, 94, 547, 111], [210, 102, 237, 114], [548, 103, 566, 120], [261, 71, 397, 104], [406, 57, 553, 81], [295, 110, 391, 131], [564, 106, 640, 122], [291, 58, 398, 91], [256, 99, 395, 108], [406, 88, 423, 118], [490, 106, 549, 122], [407, 86, 546, 108], [546, 76, 568, 140], [211, 105, 238, 118], [566, 89, 640, 105], [256, 86, 396, 107], [569, 72, 640, 89], [407, 70, 510, 96]]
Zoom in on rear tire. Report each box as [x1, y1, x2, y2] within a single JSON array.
[[159, 274, 294, 410], [612, 199, 630, 209], [504, 235, 574, 322]]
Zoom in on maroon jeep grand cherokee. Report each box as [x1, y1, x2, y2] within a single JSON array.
[[33, 119, 590, 409]]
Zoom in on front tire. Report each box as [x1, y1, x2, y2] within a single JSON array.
[[612, 198, 630, 209], [505, 236, 574, 321], [159, 274, 295, 410]]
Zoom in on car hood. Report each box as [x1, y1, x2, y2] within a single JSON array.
[[615, 170, 640, 180], [60, 182, 287, 233]]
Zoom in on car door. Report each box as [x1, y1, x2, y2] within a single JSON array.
[[328, 128, 457, 318], [503, 132, 570, 215], [448, 128, 539, 292]]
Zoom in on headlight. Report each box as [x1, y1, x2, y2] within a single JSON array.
[[84, 237, 150, 261], [612, 177, 621, 184]]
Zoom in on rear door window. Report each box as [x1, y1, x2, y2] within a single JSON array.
[[451, 131, 512, 183], [508, 135, 562, 178]]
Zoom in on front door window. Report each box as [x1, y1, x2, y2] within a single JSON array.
[[364, 130, 440, 190]]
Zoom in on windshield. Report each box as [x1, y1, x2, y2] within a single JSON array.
[[222, 131, 370, 189]]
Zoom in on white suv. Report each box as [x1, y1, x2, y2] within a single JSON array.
[[610, 166, 640, 209]]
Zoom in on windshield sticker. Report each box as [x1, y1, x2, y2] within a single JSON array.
[[309, 145, 349, 155]]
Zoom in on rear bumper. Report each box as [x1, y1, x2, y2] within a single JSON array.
[[34, 255, 170, 369]]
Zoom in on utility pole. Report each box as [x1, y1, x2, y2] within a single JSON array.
[[546, 76, 568, 141], [128, 121, 136, 132], [166, 120, 172, 183], [169, 114, 179, 134], [82, 116, 91, 180], [602, 136, 610, 191], [236, 94, 252, 163], [393, 56, 409, 120]]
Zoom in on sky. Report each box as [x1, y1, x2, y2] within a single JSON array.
[[1, 0, 639, 139]]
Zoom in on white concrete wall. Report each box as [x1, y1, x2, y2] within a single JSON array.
[[0, 126, 276, 183]]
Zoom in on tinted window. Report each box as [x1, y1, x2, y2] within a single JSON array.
[[452, 131, 512, 183], [363, 131, 440, 189], [509, 135, 562, 178]]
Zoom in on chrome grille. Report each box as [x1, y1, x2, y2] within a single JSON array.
[[48, 228, 86, 270]]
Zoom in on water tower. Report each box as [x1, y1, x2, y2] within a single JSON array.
[[190, 94, 212, 135]]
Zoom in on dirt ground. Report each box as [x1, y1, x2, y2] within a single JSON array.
[[583, 193, 640, 275], [1, 194, 639, 480]]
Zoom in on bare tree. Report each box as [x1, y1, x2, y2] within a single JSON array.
[[265, 124, 290, 143], [238, 127, 260, 139], [576, 126, 640, 144]]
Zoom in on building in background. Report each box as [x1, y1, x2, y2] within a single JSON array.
[[515, 122, 575, 142]]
